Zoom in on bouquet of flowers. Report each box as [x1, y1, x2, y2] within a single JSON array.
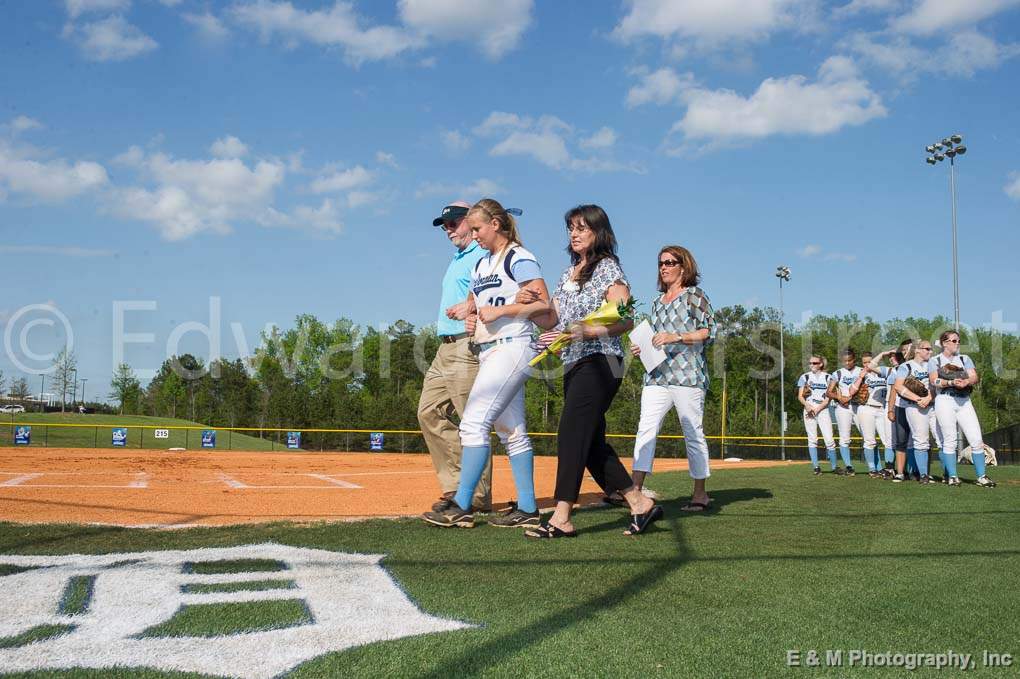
[[529, 298, 639, 367]]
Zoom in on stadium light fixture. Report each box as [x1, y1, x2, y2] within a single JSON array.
[[924, 133, 965, 330], [776, 265, 790, 460]]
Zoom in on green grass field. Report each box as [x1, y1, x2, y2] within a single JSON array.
[[0, 414, 277, 451], [0, 464, 1017, 678]]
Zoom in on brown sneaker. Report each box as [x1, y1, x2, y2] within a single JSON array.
[[430, 492, 455, 513]]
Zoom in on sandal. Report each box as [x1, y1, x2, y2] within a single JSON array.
[[525, 523, 578, 539], [602, 491, 627, 507], [680, 500, 712, 513], [623, 505, 663, 536]]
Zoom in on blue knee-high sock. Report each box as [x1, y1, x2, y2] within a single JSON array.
[[808, 446, 819, 467], [453, 445, 490, 511], [863, 448, 875, 472], [874, 449, 884, 470], [885, 447, 895, 466], [839, 446, 852, 467], [906, 448, 917, 475], [508, 450, 537, 513], [914, 450, 929, 477], [973, 447, 987, 478], [827, 448, 838, 470], [943, 451, 958, 478]]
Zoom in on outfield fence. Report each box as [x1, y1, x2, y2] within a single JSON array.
[[1, 422, 1015, 464]]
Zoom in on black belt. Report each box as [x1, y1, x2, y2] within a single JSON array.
[[441, 333, 469, 344]]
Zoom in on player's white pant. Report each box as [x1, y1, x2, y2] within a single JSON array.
[[903, 404, 932, 452], [803, 407, 835, 450], [834, 404, 859, 448], [928, 408, 943, 450], [459, 339, 535, 456], [857, 404, 891, 451], [632, 385, 711, 480], [934, 394, 983, 456]]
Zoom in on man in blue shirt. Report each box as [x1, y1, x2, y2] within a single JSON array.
[[417, 201, 490, 512]]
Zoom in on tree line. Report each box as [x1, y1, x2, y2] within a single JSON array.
[[100, 307, 1020, 450]]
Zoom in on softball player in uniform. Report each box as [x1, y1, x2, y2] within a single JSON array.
[[929, 330, 995, 487], [423, 199, 555, 528], [894, 341, 935, 484], [827, 348, 862, 476], [853, 351, 892, 477], [797, 356, 837, 475]]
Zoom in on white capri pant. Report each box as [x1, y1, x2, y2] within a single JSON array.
[[903, 404, 933, 452], [934, 394, 983, 456], [459, 340, 535, 456], [632, 385, 711, 480], [803, 407, 835, 450], [834, 403, 859, 448], [856, 404, 891, 450]]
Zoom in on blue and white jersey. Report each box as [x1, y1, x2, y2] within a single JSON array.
[[470, 244, 541, 342], [797, 371, 830, 406], [886, 368, 900, 407], [895, 360, 931, 408], [829, 367, 862, 403], [862, 366, 890, 407], [929, 353, 975, 397]]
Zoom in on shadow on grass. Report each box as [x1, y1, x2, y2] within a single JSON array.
[[417, 508, 695, 679]]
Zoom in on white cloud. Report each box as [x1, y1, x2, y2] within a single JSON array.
[[0, 141, 108, 202], [9, 116, 44, 135], [845, 30, 1020, 79], [471, 112, 638, 173], [614, 0, 812, 44], [183, 12, 230, 40], [345, 190, 378, 208], [108, 147, 287, 240], [398, 0, 533, 59], [892, 0, 1020, 35], [69, 15, 158, 61], [670, 56, 886, 147], [833, 0, 905, 16], [229, 0, 424, 64], [415, 178, 505, 200], [308, 165, 373, 194], [375, 151, 399, 168], [798, 244, 856, 261], [626, 67, 697, 107], [112, 145, 145, 166], [1006, 172, 1020, 200], [65, 0, 129, 19], [579, 127, 618, 150], [261, 198, 344, 235], [0, 245, 115, 257], [210, 135, 248, 159], [440, 130, 472, 154]]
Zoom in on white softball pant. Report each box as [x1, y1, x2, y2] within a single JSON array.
[[459, 339, 536, 456], [856, 404, 891, 450], [904, 404, 933, 452], [632, 385, 711, 480], [934, 394, 983, 456], [803, 407, 835, 450], [834, 404, 859, 448]]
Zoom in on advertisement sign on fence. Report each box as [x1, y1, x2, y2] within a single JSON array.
[[154, 429, 169, 439], [286, 432, 301, 450], [369, 432, 384, 451], [14, 426, 30, 446], [112, 428, 127, 447], [201, 430, 216, 448]]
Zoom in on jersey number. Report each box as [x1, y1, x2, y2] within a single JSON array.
[[491, 297, 506, 307]]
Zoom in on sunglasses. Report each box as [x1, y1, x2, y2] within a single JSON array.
[[944, 338, 960, 343], [918, 346, 932, 351], [659, 259, 680, 268], [809, 361, 822, 366]]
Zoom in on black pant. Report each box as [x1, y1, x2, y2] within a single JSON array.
[[893, 406, 910, 452], [554, 354, 633, 503]]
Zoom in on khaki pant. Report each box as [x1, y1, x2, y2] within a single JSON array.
[[417, 337, 491, 508]]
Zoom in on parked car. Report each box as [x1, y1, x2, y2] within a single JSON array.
[[0, 404, 26, 413]]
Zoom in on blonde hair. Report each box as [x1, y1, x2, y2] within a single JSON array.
[[468, 198, 521, 245]]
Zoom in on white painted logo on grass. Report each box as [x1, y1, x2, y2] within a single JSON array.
[[0, 544, 471, 678]]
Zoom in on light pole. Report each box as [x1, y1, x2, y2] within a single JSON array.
[[776, 266, 791, 461], [925, 134, 966, 331], [39, 375, 45, 413], [71, 369, 78, 405], [80, 378, 88, 408]]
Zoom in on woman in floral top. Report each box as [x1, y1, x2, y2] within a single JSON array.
[[523, 204, 662, 538], [630, 246, 716, 511]]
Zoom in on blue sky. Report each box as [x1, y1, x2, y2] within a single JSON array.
[[2, 0, 1019, 401]]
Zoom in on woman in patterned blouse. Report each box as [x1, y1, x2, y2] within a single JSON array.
[[522, 204, 662, 538], [630, 246, 716, 511]]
